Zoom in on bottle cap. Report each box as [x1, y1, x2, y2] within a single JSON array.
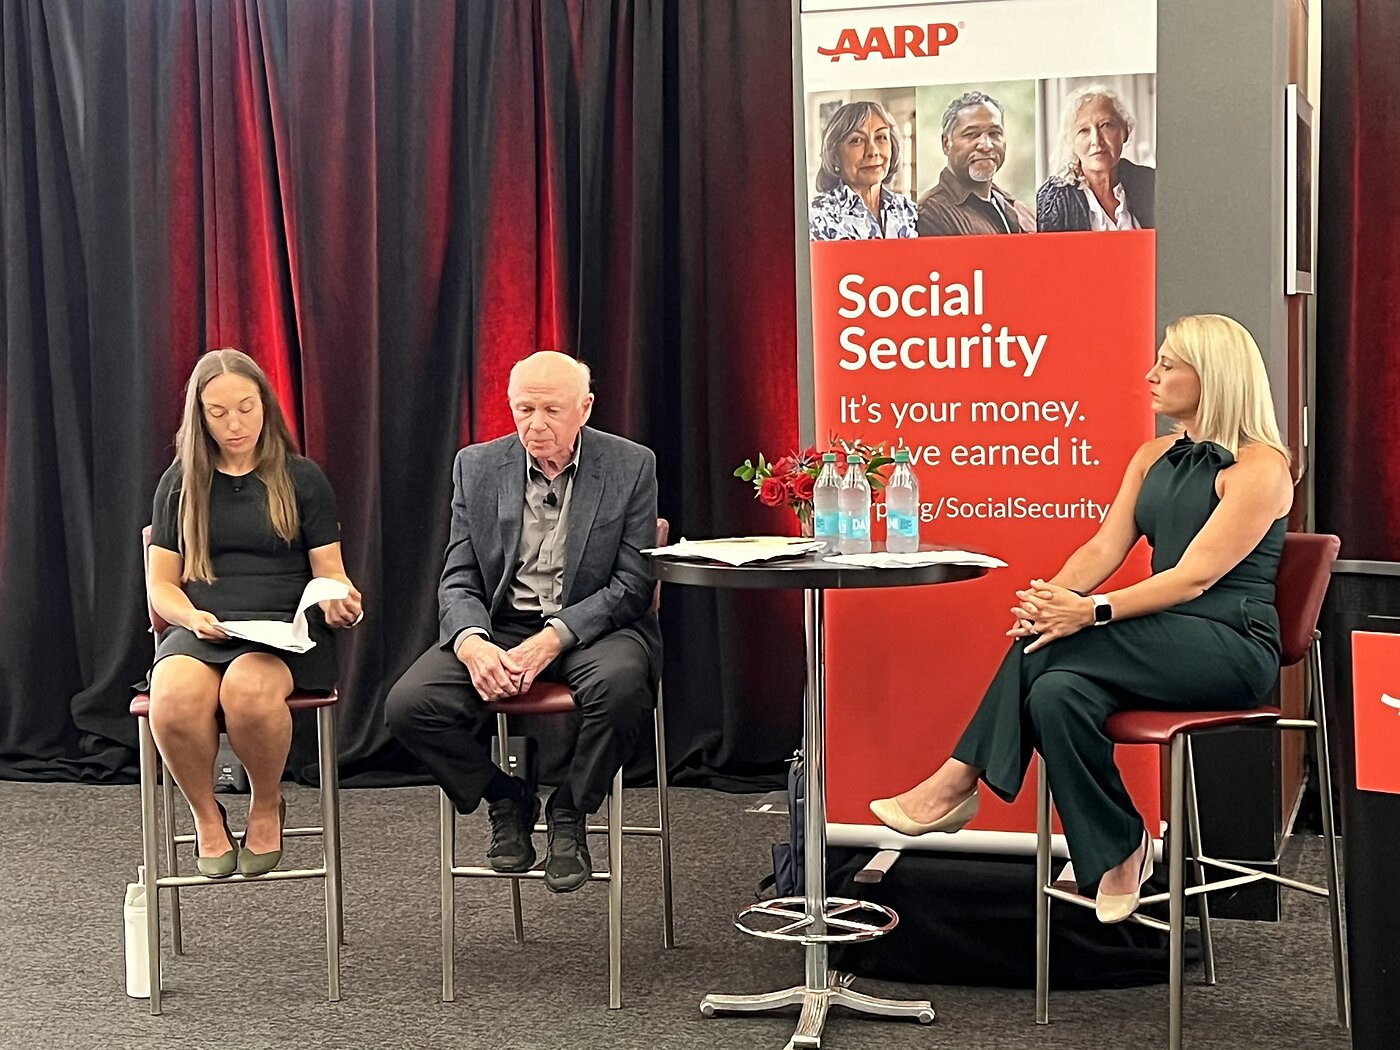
[[894, 449, 910, 462], [846, 453, 863, 464], [822, 452, 837, 462]]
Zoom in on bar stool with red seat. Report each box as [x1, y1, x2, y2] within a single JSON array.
[[439, 518, 675, 1009], [1033, 531, 1349, 1049], [131, 528, 345, 1014]]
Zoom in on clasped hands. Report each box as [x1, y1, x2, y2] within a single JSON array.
[[456, 628, 563, 700], [1007, 579, 1095, 654]]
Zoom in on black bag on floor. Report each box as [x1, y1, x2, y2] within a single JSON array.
[[757, 752, 804, 899], [826, 847, 1197, 989]]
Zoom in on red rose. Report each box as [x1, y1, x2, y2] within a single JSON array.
[[790, 472, 815, 501], [758, 476, 787, 506], [772, 455, 797, 479]]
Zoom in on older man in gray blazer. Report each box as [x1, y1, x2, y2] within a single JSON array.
[[386, 351, 658, 893]]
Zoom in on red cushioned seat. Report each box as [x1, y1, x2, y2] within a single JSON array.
[[482, 681, 575, 716], [129, 689, 339, 718], [1106, 705, 1282, 746]]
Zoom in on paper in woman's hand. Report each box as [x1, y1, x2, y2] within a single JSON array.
[[215, 577, 351, 653]]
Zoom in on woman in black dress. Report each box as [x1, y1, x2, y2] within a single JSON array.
[[146, 349, 362, 878], [870, 314, 1292, 923]]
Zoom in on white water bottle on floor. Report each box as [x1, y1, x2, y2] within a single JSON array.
[[838, 454, 872, 554], [812, 453, 841, 552], [885, 449, 921, 553], [124, 865, 151, 998]]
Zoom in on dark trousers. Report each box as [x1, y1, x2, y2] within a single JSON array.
[[385, 617, 654, 815], [951, 611, 1276, 893]]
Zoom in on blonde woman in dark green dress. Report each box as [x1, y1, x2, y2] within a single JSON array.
[[145, 349, 363, 878], [870, 314, 1293, 923]]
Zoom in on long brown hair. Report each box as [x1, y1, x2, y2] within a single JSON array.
[[172, 348, 300, 583]]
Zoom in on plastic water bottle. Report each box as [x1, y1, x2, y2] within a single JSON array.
[[838, 454, 872, 554], [812, 453, 841, 552], [124, 865, 152, 998], [885, 448, 921, 553]]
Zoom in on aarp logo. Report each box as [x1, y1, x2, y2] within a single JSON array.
[[816, 22, 961, 62]]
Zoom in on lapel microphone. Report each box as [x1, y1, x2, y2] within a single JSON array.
[[231, 476, 245, 493], [544, 488, 558, 508]]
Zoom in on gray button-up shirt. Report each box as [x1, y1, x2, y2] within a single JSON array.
[[454, 438, 580, 654]]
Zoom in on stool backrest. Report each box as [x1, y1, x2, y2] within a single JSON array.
[[1276, 532, 1340, 667], [649, 518, 669, 615], [141, 526, 173, 637]]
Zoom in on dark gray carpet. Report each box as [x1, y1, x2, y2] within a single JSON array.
[[0, 782, 1350, 1050]]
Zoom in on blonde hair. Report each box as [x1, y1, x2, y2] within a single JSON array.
[[1164, 314, 1290, 462], [172, 348, 300, 583], [1055, 85, 1135, 185]]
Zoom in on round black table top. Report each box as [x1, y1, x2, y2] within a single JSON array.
[[647, 542, 991, 591]]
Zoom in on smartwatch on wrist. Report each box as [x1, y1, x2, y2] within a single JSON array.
[[1088, 594, 1114, 626]]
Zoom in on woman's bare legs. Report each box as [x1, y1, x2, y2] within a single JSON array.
[[148, 656, 233, 858], [891, 757, 983, 823], [220, 653, 293, 853]]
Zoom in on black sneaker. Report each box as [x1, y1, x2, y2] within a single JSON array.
[[543, 788, 591, 893], [486, 786, 541, 874]]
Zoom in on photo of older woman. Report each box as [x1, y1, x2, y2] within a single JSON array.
[[1036, 85, 1155, 232], [809, 100, 919, 241]]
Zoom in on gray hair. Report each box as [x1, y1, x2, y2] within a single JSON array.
[[816, 101, 903, 193], [1055, 85, 1135, 183], [940, 91, 1004, 139]]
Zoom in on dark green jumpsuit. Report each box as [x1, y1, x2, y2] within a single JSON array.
[[951, 436, 1285, 892]]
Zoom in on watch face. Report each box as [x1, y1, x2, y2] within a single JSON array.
[[1094, 600, 1113, 625]]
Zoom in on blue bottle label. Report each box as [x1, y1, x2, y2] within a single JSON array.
[[891, 512, 918, 538], [815, 511, 839, 537], [849, 514, 870, 539]]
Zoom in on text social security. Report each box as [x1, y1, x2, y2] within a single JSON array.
[[835, 270, 1049, 378]]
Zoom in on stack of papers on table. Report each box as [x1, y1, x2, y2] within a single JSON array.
[[215, 577, 351, 653], [644, 536, 827, 566], [822, 550, 1008, 569]]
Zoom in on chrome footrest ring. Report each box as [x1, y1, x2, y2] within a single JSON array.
[[734, 896, 899, 944]]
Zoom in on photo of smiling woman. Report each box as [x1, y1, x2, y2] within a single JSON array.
[[1037, 83, 1156, 232], [809, 100, 919, 240], [142, 348, 362, 879]]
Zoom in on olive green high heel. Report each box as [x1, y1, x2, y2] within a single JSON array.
[[237, 797, 286, 877], [195, 801, 240, 879]]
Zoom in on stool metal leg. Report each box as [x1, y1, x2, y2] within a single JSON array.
[[327, 711, 345, 947], [1168, 737, 1187, 1050], [1034, 755, 1052, 1025], [654, 686, 675, 949], [1183, 737, 1216, 985], [318, 706, 342, 1002], [495, 712, 525, 945], [159, 758, 184, 956], [1311, 642, 1351, 1029], [138, 717, 163, 1015], [440, 790, 456, 1002], [607, 766, 624, 1010]]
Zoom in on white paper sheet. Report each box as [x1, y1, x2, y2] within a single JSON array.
[[643, 536, 827, 567], [215, 577, 351, 653], [821, 550, 1008, 569]]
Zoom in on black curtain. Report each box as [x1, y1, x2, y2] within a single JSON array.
[[0, 0, 805, 788]]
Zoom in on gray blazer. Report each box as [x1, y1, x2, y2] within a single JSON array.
[[436, 426, 661, 676]]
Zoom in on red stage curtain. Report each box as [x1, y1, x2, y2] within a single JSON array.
[[1317, 0, 1400, 561], [0, 0, 803, 785]]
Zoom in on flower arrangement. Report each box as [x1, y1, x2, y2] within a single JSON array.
[[734, 438, 893, 532]]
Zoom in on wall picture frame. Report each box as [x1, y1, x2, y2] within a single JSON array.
[[1285, 83, 1315, 294]]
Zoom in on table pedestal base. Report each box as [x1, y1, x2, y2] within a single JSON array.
[[701, 970, 935, 1049]]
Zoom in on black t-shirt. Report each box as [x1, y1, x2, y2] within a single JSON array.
[[150, 455, 340, 622]]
